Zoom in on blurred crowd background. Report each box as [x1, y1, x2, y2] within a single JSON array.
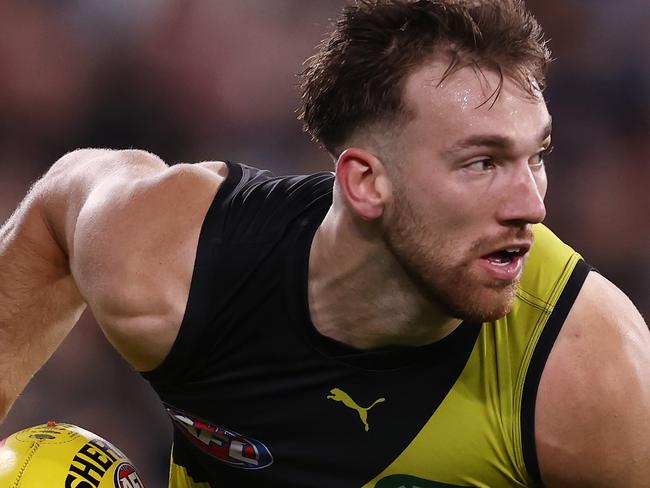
[[1, 0, 648, 484]]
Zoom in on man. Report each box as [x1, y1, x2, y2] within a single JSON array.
[[1, 0, 648, 486]]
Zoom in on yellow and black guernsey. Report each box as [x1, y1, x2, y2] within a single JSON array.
[[141, 162, 590, 487]]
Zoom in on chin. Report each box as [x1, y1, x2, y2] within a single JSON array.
[[441, 280, 520, 323], [450, 301, 514, 323]]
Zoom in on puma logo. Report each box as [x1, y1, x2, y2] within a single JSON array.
[[326, 388, 385, 432]]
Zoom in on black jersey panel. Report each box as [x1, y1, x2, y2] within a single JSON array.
[[520, 259, 591, 484], [141, 162, 334, 385]]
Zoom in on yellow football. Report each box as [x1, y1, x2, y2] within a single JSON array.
[[0, 422, 145, 487]]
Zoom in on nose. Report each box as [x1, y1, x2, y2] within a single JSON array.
[[497, 163, 547, 226]]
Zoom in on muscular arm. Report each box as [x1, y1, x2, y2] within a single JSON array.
[[0, 182, 86, 422], [0, 149, 226, 422], [536, 271, 650, 487]]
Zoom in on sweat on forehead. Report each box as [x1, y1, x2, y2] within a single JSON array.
[[404, 56, 545, 114]]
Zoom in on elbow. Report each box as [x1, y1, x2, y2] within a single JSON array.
[[39, 148, 167, 207], [35, 148, 166, 257], [47, 148, 165, 180], [47, 148, 111, 179]]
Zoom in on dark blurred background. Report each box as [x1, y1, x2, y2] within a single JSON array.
[[0, 1, 648, 485]]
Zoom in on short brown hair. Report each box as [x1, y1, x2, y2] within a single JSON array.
[[299, 0, 551, 156]]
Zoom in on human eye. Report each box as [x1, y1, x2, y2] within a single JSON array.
[[530, 145, 554, 168], [464, 158, 496, 172]]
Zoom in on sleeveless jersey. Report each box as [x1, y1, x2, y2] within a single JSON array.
[[141, 162, 590, 487]]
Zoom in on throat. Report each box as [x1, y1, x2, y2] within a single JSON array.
[[307, 207, 462, 350], [308, 253, 462, 349]]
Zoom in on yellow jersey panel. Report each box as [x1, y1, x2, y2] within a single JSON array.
[[169, 456, 211, 488]]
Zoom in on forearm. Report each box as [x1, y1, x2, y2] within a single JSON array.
[[0, 196, 86, 422]]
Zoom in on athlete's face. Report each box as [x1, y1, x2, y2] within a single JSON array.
[[382, 61, 551, 322]]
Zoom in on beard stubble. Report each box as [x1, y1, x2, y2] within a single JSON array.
[[383, 189, 521, 323]]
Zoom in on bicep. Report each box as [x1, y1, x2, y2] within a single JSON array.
[[536, 271, 650, 487], [70, 161, 225, 371]]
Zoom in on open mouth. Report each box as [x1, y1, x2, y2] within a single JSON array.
[[481, 247, 528, 266]]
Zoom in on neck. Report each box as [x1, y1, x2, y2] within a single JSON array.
[[308, 202, 462, 350]]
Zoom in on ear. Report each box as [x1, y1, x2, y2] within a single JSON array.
[[335, 148, 392, 220]]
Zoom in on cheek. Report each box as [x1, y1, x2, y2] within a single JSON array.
[[394, 165, 484, 237], [410, 192, 485, 251]]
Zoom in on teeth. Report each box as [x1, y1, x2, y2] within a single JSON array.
[[505, 248, 520, 254]]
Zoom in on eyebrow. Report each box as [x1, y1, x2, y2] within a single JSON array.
[[443, 118, 553, 155]]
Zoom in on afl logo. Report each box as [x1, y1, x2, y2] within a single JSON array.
[[114, 462, 145, 487], [167, 407, 273, 469]]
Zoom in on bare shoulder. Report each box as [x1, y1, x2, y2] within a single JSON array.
[[66, 150, 229, 372], [536, 271, 650, 486]]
